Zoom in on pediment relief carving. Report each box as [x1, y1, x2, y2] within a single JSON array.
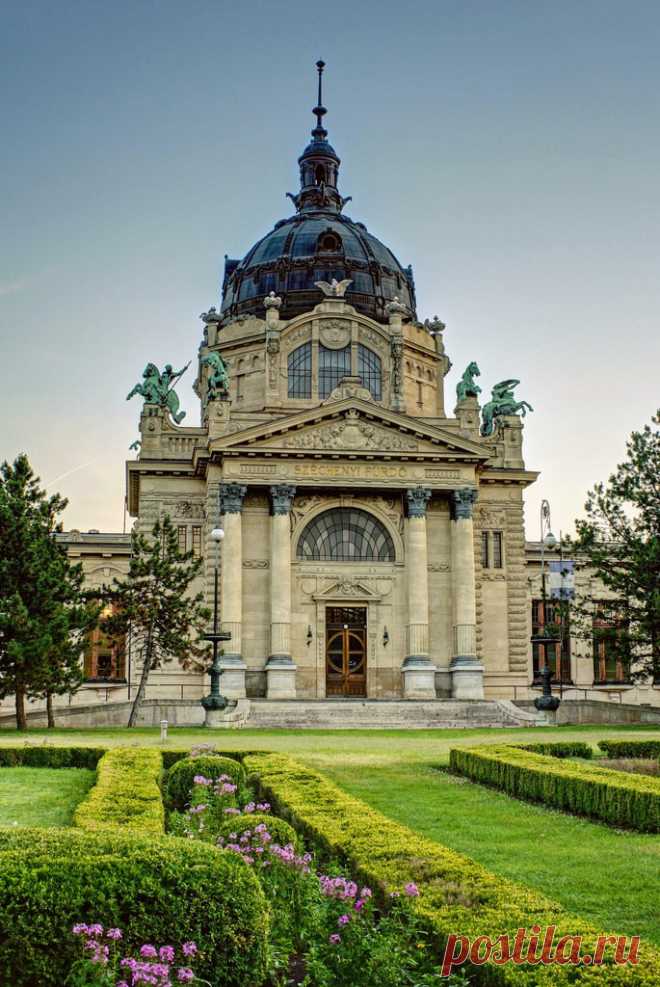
[[281, 410, 419, 452], [313, 578, 382, 601]]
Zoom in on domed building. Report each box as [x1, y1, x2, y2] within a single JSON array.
[[116, 61, 543, 717]]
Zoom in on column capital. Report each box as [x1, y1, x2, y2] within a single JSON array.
[[451, 487, 478, 520], [270, 484, 296, 516], [406, 486, 432, 518], [219, 483, 247, 515]]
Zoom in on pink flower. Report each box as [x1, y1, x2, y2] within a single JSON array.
[[193, 774, 211, 786], [140, 944, 158, 958], [72, 923, 88, 935], [181, 941, 197, 957], [177, 967, 195, 981], [354, 899, 365, 912], [404, 882, 420, 897], [88, 924, 104, 936], [361, 887, 372, 899], [106, 928, 123, 940], [338, 914, 350, 926], [329, 933, 341, 945], [160, 945, 176, 962]]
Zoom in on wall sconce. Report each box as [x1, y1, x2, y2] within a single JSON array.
[[383, 626, 390, 646], [306, 625, 313, 646]]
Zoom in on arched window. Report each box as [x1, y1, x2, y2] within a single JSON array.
[[297, 508, 395, 561], [287, 342, 312, 398], [318, 231, 341, 253], [315, 164, 326, 185], [357, 345, 382, 400], [319, 344, 351, 398]]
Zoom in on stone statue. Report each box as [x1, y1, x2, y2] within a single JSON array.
[[456, 362, 482, 402], [127, 362, 190, 424], [199, 306, 221, 326], [315, 278, 352, 298], [424, 315, 445, 335], [480, 379, 533, 437], [201, 352, 230, 402]]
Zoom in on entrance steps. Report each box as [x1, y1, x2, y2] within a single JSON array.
[[244, 698, 542, 730]]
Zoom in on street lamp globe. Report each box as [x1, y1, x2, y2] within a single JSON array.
[[543, 531, 557, 551], [211, 528, 225, 542]]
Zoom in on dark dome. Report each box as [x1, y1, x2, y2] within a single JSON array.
[[220, 211, 417, 325], [220, 62, 417, 326]]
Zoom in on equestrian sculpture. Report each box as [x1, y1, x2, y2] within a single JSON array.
[[456, 362, 481, 402], [480, 379, 533, 437], [127, 362, 190, 424]]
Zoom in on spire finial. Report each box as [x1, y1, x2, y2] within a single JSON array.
[[312, 59, 327, 140]]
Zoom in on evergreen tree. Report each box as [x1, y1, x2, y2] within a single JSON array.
[[103, 515, 210, 727], [0, 455, 96, 730], [569, 409, 660, 682]]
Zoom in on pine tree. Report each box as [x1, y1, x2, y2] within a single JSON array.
[[0, 455, 96, 730], [569, 409, 660, 682], [103, 515, 210, 727]]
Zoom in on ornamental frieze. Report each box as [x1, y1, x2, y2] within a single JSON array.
[[283, 412, 418, 452], [319, 319, 351, 349]]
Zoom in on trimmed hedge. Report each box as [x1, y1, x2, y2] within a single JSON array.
[[166, 754, 245, 811], [244, 752, 660, 985], [0, 828, 268, 987], [599, 740, 660, 760], [520, 741, 593, 759], [73, 747, 165, 835], [450, 745, 660, 833], [0, 745, 105, 769], [217, 811, 300, 848]]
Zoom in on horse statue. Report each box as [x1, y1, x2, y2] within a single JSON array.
[[201, 352, 230, 402], [456, 361, 481, 402], [480, 379, 533, 437], [127, 361, 190, 424]]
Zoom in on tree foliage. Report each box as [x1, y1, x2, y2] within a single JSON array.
[[569, 409, 660, 681], [103, 515, 210, 726], [0, 455, 97, 729]]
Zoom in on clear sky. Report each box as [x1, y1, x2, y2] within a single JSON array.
[[2, 0, 658, 539]]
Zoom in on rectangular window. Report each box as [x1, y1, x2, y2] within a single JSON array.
[[287, 341, 312, 398], [84, 604, 127, 682], [177, 525, 187, 554], [531, 598, 571, 683], [481, 531, 490, 568], [492, 531, 503, 569], [319, 344, 351, 398], [192, 525, 202, 558], [593, 606, 630, 684]]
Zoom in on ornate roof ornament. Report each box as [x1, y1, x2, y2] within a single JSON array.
[[314, 277, 352, 298], [264, 291, 283, 310], [200, 307, 221, 325]]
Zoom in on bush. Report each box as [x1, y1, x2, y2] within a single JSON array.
[[217, 811, 300, 849], [599, 740, 660, 760], [520, 741, 593, 759], [0, 745, 104, 769], [73, 747, 164, 836], [0, 828, 268, 987], [165, 754, 245, 811], [450, 745, 660, 833], [244, 752, 660, 985]]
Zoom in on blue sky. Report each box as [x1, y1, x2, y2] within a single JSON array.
[[2, 0, 658, 537]]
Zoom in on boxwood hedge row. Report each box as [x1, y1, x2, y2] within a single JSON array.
[[244, 752, 660, 986], [0, 828, 268, 987], [73, 747, 165, 835], [449, 745, 660, 833], [0, 745, 105, 769], [520, 741, 593, 759], [598, 740, 660, 760]]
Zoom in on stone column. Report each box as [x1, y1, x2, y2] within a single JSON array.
[[402, 487, 437, 699], [266, 485, 297, 699], [218, 482, 247, 698], [450, 488, 485, 699]]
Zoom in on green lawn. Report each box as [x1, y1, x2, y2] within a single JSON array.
[[0, 724, 658, 944], [0, 767, 96, 827]]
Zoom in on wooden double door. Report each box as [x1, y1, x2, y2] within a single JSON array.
[[325, 607, 367, 697]]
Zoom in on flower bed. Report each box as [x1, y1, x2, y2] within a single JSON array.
[[243, 751, 660, 985], [449, 744, 660, 833]]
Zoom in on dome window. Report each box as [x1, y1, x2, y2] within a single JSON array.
[[314, 164, 326, 185], [317, 231, 342, 254]]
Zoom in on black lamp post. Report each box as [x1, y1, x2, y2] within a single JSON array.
[[201, 527, 231, 713]]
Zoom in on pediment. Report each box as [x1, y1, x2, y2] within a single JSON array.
[[313, 578, 381, 601], [213, 398, 488, 462]]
